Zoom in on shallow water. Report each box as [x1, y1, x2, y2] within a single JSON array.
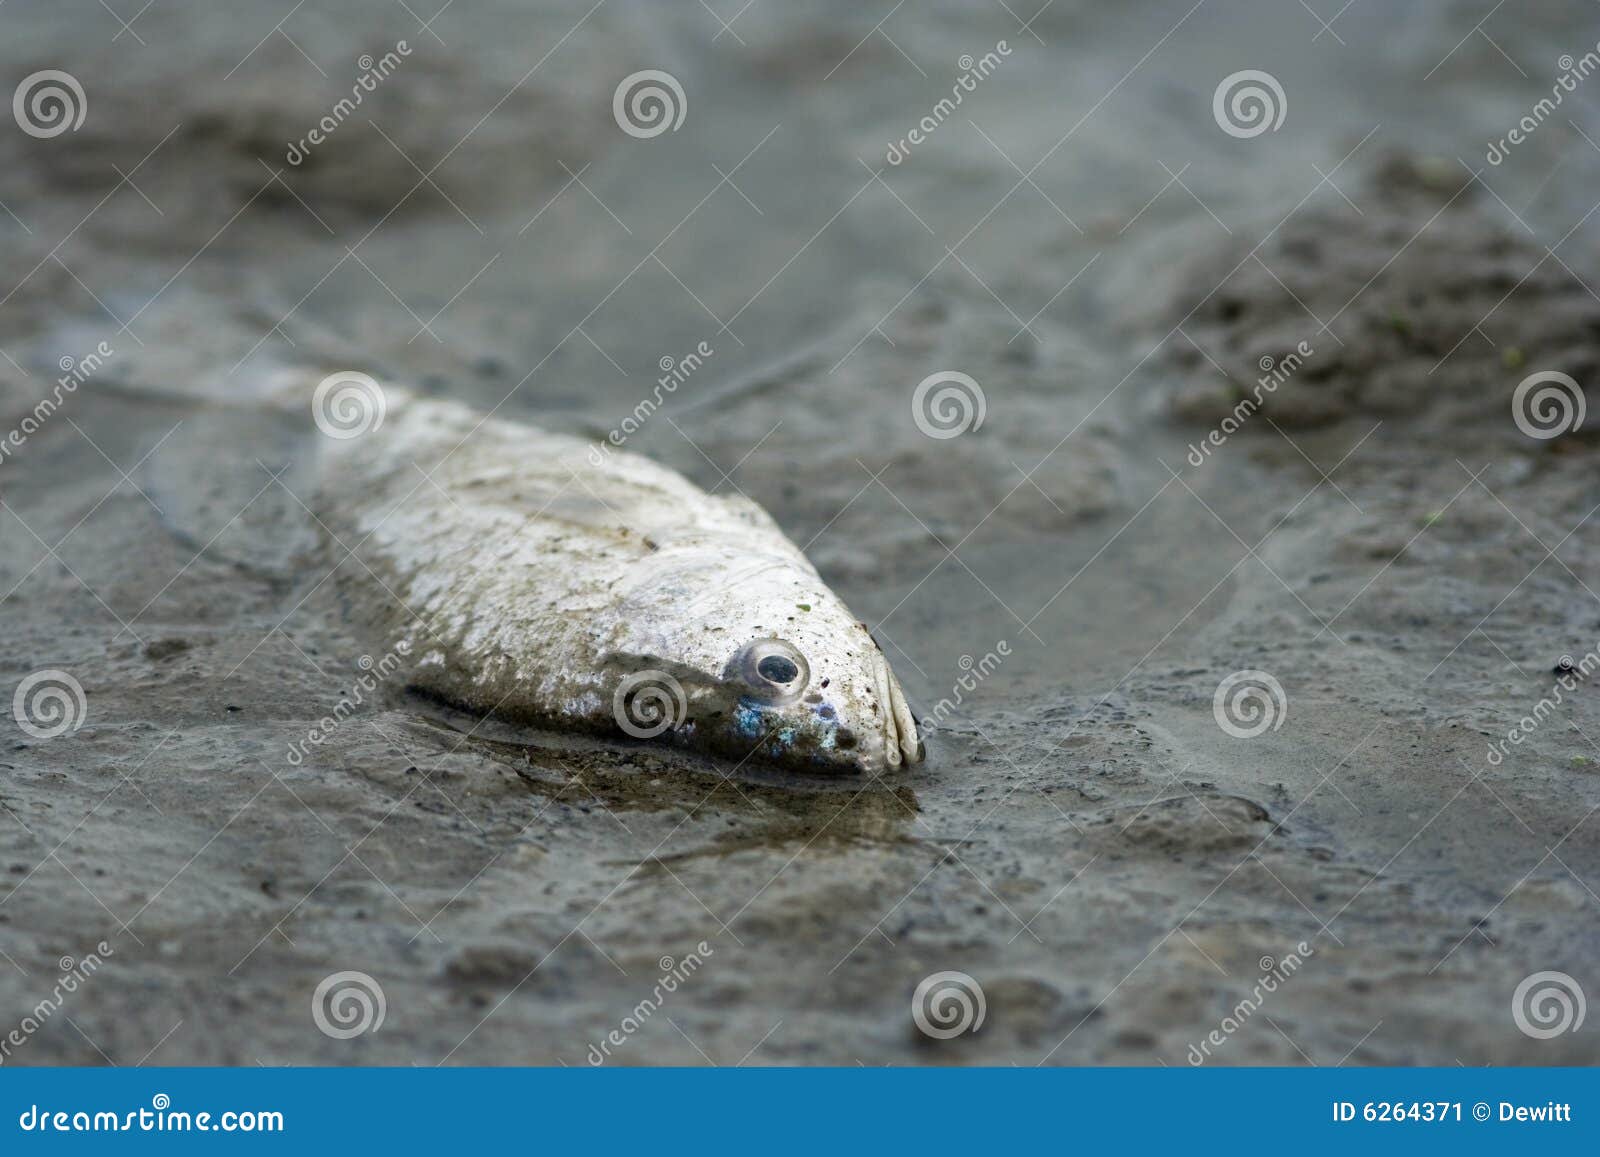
[[2, 0, 1599, 1065]]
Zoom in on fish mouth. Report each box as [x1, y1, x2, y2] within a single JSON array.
[[871, 651, 924, 772], [714, 657, 923, 775]]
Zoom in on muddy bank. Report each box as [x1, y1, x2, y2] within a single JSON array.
[[1, 0, 1598, 1066]]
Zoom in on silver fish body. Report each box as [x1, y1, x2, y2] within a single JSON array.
[[313, 390, 923, 774]]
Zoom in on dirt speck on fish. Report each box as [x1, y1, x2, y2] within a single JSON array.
[[304, 385, 923, 774]]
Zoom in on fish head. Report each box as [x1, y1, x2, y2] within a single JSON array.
[[609, 550, 923, 774]]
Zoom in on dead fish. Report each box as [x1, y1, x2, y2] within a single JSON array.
[[173, 378, 923, 774]]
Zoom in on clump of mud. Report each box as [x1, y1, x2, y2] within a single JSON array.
[[1159, 156, 1600, 436], [0, 37, 601, 247]]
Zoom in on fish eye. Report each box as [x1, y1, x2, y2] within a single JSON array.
[[758, 654, 799, 683], [733, 638, 810, 702]]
